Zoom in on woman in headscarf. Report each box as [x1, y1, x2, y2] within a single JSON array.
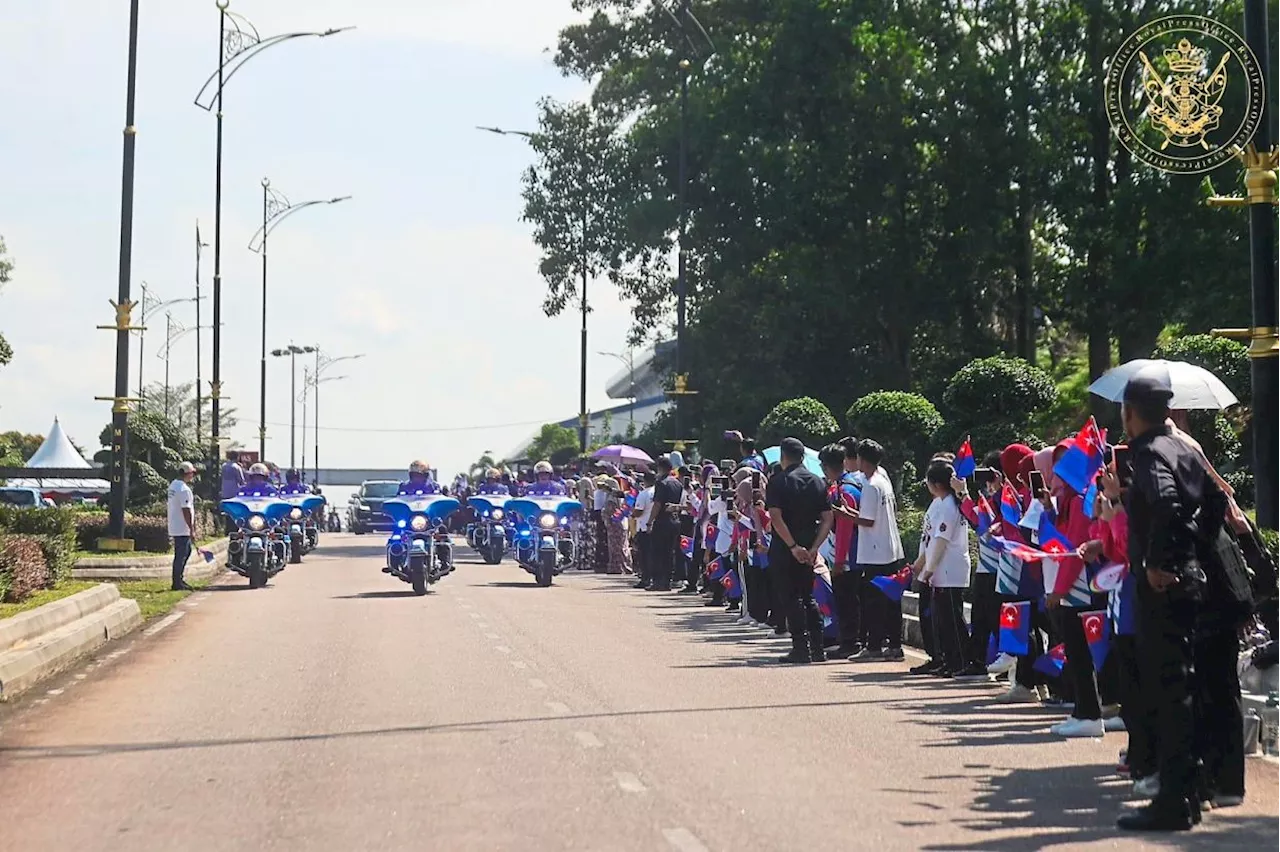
[[604, 472, 634, 575]]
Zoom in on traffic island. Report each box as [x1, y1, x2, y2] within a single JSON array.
[[72, 537, 229, 582], [0, 583, 142, 701]]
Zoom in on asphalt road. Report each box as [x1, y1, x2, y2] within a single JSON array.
[[0, 534, 1275, 851]]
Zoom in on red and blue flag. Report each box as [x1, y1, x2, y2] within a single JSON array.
[[1033, 643, 1067, 678], [954, 436, 976, 478], [870, 564, 913, 602], [998, 601, 1031, 656], [1082, 474, 1101, 519], [707, 556, 730, 582], [976, 494, 996, 537], [1036, 514, 1076, 556], [680, 535, 694, 559], [1000, 480, 1023, 527], [1080, 610, 1110, 671], [720, 569, 741, 598], [813, 573, 839, 638], [1053, 417, 1107, 495]]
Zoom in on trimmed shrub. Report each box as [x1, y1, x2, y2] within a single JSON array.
[[846, 391, 944, 472], [757, 397, 840, 448], [898, 506, 924, 562], [943, 356, 1056, 422], [1154, 334, 1250, 406], [1223, 469, 1255, 510], [0, 535, 51, 602], [74, 513, 172, 553]]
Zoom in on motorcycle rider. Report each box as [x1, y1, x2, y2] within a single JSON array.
[[524, 461, 566, 497], [239, 462, 279, 497], [477, 468, 510, 496], [398, 460, 442, 495], [279, 468, 309, 496]]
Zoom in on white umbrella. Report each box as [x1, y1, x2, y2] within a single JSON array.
[[1087, 359, 1239, 410]]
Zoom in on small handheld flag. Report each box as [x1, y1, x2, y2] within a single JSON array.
[[680, 535, 694, 559], [976, 495, 995, 537], [1033, 643, 1067, 678], [1080, 610, 1110, 671], [1082, 475, 1101, 520], [707, 556, 729, 582], [954, 437, 976, 479], [813, 573, 838, 638], [199, 548, 215, 564], [870, 564, 913, 602], [1000, 481, 1023, 527], [1053, 416, 1107, 495], [998, 601, 1031, 656], [985, 633, 1000, 666], [1088, 562, 1126, 593], [720, 569, 741, 598]]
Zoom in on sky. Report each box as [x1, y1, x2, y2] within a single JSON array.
[[0, 0, 643, 478]]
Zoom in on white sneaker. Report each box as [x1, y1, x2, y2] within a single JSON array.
[[757, 621, 774, 630], [1104, 716, 1127, 733], [993, 684, 1040, 704], [1132, 774, 1161, 798], [1054, 717, 1104, 738], [736, 615, 752, 625], [987, 653, 1016, 675]]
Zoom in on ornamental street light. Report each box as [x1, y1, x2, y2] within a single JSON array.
[[599, 349, 637, 427], [194, 222, 210, 447], [157, 318, 216, 421], [250, 182, 349, 461], [268, 343, 317, 467], [192, 1, 352, 474], [299, 369, 348, 481], [312, 350, 364, 484], [135, 283, 201, 409]]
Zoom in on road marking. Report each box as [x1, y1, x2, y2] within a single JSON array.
[[573, 731, 602, 748], [545, 701, 571, 715], [663, 828, 709, 852], [528, 678, 547, 689], [510, 660, 528, 670], [613, 771, 647, 793], [476, 622, 489, 628], [46, 688, 64, 696], [484, 633, 500, 640], [143, 611, 185, 637], [74, 673, 88, 681], [458, 601, 473, 609], [494, 645, 511, 654]]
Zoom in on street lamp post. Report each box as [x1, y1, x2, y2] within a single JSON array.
[[158, 321, 214, 425], [136, 287, 201, 407], [194, 222, 209, 447], [313, 351, 364, 484], [269, 343, 316, 467], [250, 184, 349, 460], [193, 3, 352, 476], [599, 349, 637, 428], [301, 370, 348, 482]]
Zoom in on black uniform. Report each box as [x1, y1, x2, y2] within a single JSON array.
[[648, 474, 684, 591], [765, 461, 831, 662]]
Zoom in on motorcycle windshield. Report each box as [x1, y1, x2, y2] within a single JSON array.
[[280, 494, 325, 513], [467, 495, 509, 515], [383, 495, 460, 525], [221, 496, 293, 524], [504, 497, 583, 521]]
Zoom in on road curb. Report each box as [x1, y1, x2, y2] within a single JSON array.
[[0, 584, 143, 701], [72, 537, 229, 582]]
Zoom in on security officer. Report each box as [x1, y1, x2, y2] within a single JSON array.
[[647, 455, 685, 592]]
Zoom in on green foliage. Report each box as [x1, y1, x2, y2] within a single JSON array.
[[73, 513, 173, 553], [94, 408, 200, 508], [0, 431, 45, 467], [1224, 469, 1255, 510], [0, 506, 81, 580], [523, 423, 580, 465], [898, 506, 925, 563], [633, 408, 674, 460], [757, 397, 840, 449], [846, 392, 944, 472], [1154, 334, 1250, 407], [944, 356, 1058, 424], [0, 235, 12, 368], [0, 534, 50, 603]]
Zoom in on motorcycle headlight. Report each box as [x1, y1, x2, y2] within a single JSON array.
[[290, 507, 303, 519], [410, 515, 429, 532], [248, 514, 266, 531], [491, 508, 504, 520], [539, 512, 557, 529]]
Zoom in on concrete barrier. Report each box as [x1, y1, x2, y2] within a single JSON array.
[[0, 584, 142, 701], [72, 537, 229, 582]]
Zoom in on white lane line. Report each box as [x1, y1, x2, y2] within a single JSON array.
[[74, 673, 88, 681], [494, 645, 511, 654], [528, 678, 547, 689], [663, 828, 710, 852], [484, 633, 501, 640], [573, 731, 603, 749], [545, 701, 571, 715], [46, 688, 64, 696], [143, 611, 185, 637], [613, 771, 647, 793], [510, 660, 528, 670]]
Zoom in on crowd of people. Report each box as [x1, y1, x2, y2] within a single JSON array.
[[525, 367, 1275, 834]]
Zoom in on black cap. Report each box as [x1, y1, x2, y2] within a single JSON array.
[[780, 437, 806, 457], [1123, 365, 1174, 406]]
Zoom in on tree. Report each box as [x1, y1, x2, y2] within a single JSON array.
[[94, 408, 201, 508], [523, 423, 580, 464], [0, 432, 44, 467], [757, 397, 840, 449], [141, 381, 239, 451], [0, 235, 13, 369], [469, 451, 498, 480]]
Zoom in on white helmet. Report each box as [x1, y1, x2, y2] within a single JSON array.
[[486, 467, 501, 479], [409, 459, 430, 475], [534, 460, 553, 475], [248, 462, 270, 477]]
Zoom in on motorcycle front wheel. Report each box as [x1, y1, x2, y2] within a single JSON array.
[[536, 551, 555, 587], [409, 555, 428, 596], [247, 554, 267, 589]]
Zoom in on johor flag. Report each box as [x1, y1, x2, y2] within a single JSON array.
[[954, 437, 976, 478], [870, 564, 913, 602], [1036, 515, 1075, 558], [707, 556, 729, 582], [1033, 643, 1067, 678], [720, 569, 741, 598], [985, 633, 1000, 666], [1082, 475, 1101, 519], [1080, 610, 1110, 670], [1000, 481, 1023, 526], [1054, 417, 1107, 495], [813, 573, 839, 638], [680, 535, 694, 559], [976, 495, 996, 537], [998, 601, 1031, 656]]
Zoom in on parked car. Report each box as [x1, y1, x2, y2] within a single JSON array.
[[0, 487, 50, 508], [346, 480, 402, 535]]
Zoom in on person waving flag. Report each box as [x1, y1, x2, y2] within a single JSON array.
[[954, 436, 976, 478]]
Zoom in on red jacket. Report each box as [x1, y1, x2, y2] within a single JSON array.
[[1050, 489, 1094, 597], [829, 483, 859, 566]]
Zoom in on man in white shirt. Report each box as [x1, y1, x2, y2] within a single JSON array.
[[632, 473, 656, 589], [849, 440, 907, 661], [167, 461, 198, 591]]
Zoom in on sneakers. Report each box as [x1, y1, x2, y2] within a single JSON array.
[[1133, 774, 1162, 798], [1050, 717, 1104, 737], [834, 643, 862, 658], [776, 650, 812, 665], [883, 647, 905, 661], [993, 683, 1041, 704], [1211, 794, 1244, 808], [952, 662, 990, 682], [1116, 800, 1196, 832], [987, 652, 1016, 675], [909, 659, 942, 675], [1104, 716, 1128, 733], [847, 647, 885, 662]]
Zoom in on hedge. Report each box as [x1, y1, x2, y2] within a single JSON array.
[[1153, 334, 1250, 407], [942, 356, 1057, 425], [0, 535, 51, 603], [757, 397, 841, 448], [0, 506, 78, 584], [73, 513, 173, 553], [846, 391, 944, 473]]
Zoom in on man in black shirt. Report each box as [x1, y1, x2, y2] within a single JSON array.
[[765, 438, 835, 663], [647, 455, 684, 592]]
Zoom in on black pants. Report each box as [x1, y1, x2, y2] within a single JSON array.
[[1114, 633, 1157, 778], [1054, 604, 1103, 720], [1139, 592, 1198, 812], [777, 552, 823, 657], [1195, 627, 1245, 799], [860, 563, 902, 650], [648, 521, 678, 589], [171, 536, 192, 590], [831, 567, 862, 649], [968, 572, 999, 665], [634, 531, 651, 585], [931, 586, 970, 671], [744, 556, 770, 623]]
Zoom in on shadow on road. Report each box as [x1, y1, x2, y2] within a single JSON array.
[[332, 590, 430, 599]]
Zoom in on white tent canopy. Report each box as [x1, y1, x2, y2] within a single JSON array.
[[7, 418, 109, 496]]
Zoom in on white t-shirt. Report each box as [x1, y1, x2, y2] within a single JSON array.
[[593, 488, 608, 511], [854, 468, 904, 565], [166, 479, 194, 537], [634, 487, 654, 532], [921, 496, 971, 588]]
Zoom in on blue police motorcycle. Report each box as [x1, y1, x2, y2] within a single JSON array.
[[466, 495, 509, 564], [505, 496, 582, 587], [279, 493, 326, 561], [221, 493, 293, 588], [383, 494, 460, 595]]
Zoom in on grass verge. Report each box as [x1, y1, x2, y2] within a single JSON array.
[[1, 578, 212, 622], [0, 581, 99, 620], [72, 537, 222, 562]]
